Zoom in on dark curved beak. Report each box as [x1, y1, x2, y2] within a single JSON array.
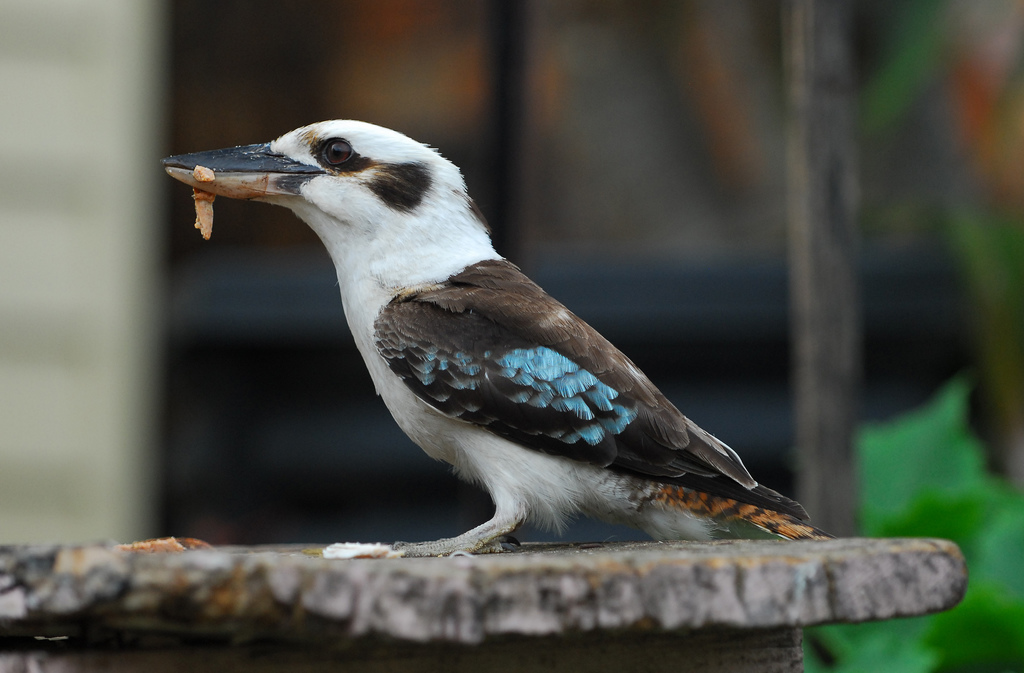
[[162, 143, 324, 198]]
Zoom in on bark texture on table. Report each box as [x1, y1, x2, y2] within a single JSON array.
[[0, 539, 965, 646]]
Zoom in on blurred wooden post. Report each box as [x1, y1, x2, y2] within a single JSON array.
[[784, 0, 860, 537]]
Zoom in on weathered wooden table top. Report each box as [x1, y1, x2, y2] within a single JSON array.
[[0, 537, 965, 647]]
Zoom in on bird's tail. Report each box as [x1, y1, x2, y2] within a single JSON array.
[[738, 506, 834, 541], [652, 484, 834, 541]]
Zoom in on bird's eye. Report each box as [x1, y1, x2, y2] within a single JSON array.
[[322, 139, 353, 166]]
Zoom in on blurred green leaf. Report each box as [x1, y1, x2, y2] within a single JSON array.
[[868, 488, 987, 548], [973, 497, 1024, 599], [946, 211, 1024, 441], [812, 374, 1024, 672], [829, 633, 937, 673], [947, 211, 1024, 331], [806, 619, 937, 673], [859, 375, 988, 536], [862, 0, 947, 135], [924, 582, 1024, 671]]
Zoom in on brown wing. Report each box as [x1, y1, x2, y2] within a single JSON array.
[[376, 260, 812, 521]]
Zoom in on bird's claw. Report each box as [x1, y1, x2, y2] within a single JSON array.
[[389, 534, 520, 557]]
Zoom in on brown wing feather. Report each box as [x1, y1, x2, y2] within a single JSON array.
[[407, 259, 757, 489]]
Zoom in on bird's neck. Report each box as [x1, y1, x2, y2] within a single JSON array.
[[290, 200, 500, 344]]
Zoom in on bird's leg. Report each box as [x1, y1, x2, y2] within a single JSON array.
[[323, 496, 528, 560], [391, 511, 525, 557]]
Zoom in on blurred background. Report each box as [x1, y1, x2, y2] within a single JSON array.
[[1, 0, 1022, 546]]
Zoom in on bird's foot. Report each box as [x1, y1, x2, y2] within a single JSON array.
[[320, 536, 517, 559], [323, 515, 524, 559], [392, 534, 520, 558]]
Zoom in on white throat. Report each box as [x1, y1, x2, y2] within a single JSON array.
[[283, 192, 501, 363], [289, 196, 498, 290]]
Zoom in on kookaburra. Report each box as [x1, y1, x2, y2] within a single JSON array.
[[163, 120, 830, 557]]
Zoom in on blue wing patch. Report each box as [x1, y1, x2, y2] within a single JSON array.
[[375, 303, 641, 463], [496, 348, 637, 444]]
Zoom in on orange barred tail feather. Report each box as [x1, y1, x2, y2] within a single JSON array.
[[739, 507, 834, 541], [652, 484, 834, 541]]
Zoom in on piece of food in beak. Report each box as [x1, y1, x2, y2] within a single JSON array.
[[188, 165, 217, 240], [163, 144, 324, 240], [193, 165, 216, 183], [193, 188, 216, 240], [163, 143, 322, 200]]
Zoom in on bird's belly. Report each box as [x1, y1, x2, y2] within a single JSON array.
[[374, 372, 463, 464]]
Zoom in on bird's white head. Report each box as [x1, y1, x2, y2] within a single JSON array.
[[163, 120, 500, 294]]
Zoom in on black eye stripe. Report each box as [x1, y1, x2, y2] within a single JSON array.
[[310, 137, 431, 212], [369, 162, 432, 213]]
